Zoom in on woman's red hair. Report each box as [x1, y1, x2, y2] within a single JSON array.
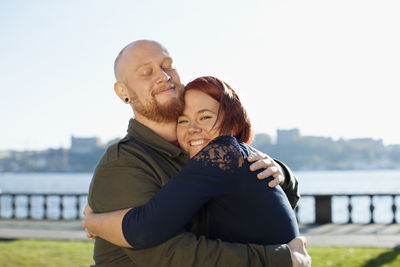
[[184, 76, 253, 144]]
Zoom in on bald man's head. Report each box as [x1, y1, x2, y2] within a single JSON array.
[[112, 40, 184, 123], [113, 40, 167, 82]]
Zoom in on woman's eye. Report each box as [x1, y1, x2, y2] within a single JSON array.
[[200, 116, 212, 120]]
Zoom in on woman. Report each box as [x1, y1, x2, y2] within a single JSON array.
[[83, 76, 299, 249]]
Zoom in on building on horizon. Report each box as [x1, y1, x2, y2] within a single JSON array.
[[277, 129, 301, 145], [70, 136, 103, 154]]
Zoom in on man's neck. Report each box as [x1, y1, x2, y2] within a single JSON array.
[[134, 113, 178, 142]]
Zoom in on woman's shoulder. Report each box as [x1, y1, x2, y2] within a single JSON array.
[[191, 135, 245, 172]]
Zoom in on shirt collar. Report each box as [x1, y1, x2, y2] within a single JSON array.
[[127, 118, 187, 158]]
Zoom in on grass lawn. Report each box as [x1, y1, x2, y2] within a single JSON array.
[[308, 247, 400, 267], [0, 240, 399, 266], [0, 240, 94, 267]]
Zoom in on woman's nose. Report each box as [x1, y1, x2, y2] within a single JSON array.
[[188, 122, 201, 133]]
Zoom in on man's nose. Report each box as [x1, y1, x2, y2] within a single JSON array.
[[156, 68, 171, 83]]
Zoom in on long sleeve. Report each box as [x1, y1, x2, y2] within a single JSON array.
[[88, 135, 293, 267], [122, 142, 237, 249], [275, 159, 300, 209], [89, 160, 293, 267]]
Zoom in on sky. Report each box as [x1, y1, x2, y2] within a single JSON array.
[[1, 0, 399, 151]]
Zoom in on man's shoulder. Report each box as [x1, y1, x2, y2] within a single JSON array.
[[97, 135, 150, 168], [90, 136, 157, 192], [88, 136, 162, 211], [101, 139, 122, 163]]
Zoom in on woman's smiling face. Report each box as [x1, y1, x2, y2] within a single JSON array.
[[177, 90, 223, 158]]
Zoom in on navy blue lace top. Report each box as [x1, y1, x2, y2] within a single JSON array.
[[122, 135, 299, 249]]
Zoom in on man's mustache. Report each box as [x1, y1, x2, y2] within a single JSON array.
[[151, 82, 180, 96]]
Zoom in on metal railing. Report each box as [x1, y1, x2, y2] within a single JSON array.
[[298, 193, 399, 224], [1, 192, 399, 223], [0, 193, 87, 220]]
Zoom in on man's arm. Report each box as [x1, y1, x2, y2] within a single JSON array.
[[89, 162, 294, 267], [275, 159, 300, 209], [246, 147, 300, 209], [123, 233, 293, 267]]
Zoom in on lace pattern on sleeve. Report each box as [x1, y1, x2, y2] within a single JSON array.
[[191, 136, 244, 172]]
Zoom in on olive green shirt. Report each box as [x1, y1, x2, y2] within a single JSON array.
[[88, 119, 299, 267]]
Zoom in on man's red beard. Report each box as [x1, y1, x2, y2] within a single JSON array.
[[131, 89, 184, 123]]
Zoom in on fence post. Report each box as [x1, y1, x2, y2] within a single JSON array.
[[315, 195, 332, 223], [392, 195, 397, 224], [27, 194, 32, 219], [347, 196, 353, 223], [75, 195, 81, 219], [44, 194, 49, 219], [12, 194, 17, 219], [369, 195, 375, 224]]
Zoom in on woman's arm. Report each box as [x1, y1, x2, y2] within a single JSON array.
[[83, 170, 228, 249], [83, 137, 239, 249], [121, 165, 232, 249]]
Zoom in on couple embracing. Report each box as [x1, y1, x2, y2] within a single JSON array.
[[82, 40, 311, 267]]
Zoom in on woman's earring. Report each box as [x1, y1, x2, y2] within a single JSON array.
[[125, 98, 129, 103]]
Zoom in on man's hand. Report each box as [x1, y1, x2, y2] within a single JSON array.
[[247, 147, 285, 188], [288, 236, 312, 267]]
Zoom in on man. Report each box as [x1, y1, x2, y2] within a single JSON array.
[[86, 40, 311, 267]]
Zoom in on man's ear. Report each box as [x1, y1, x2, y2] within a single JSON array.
[[114, 82, 129, 103]]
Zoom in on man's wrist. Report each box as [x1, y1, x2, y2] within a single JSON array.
[[275, 160, 290, 188]]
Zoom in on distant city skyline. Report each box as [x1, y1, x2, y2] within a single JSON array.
[[2, 127, 398, 173], [1, 1, 399, 150], [1, 128, 397, 152]]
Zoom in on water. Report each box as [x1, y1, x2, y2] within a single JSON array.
[[296, 169, 400, 195], [0, 173, 92, 220], [0, 172, 92, 194], [1, 170, 400, 223]]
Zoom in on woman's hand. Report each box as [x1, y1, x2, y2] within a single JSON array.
[[83, 203, 93, 216], [247, 147, 285, 188], [81, 205, 132, 247], [82, 204, 96, 241]]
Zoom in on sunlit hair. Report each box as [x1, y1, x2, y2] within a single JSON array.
[[184, 76, 253, 144]]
